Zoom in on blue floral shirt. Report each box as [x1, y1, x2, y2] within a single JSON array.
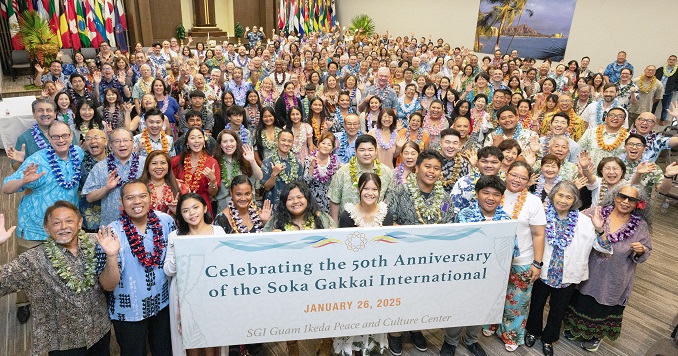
[[261, 152, 303, 208], [81, 155, 146, 226], [334, 132, 357, 165], [3, 146, 84, 240], [449, 171, 506, 214], [96, 211, 176, 321], [455, 202, 511, 223]]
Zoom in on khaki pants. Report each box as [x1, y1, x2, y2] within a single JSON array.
[[15, 237, 44, 305]]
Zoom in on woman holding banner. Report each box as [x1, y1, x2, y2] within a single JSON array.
[[334, 172, 391, 355], [214, 175, 272, 234]]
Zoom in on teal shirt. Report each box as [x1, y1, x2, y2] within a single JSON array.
[[12, 125, 78, 166]]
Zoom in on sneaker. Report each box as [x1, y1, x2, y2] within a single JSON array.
[[524, 332, 537, 347], [542, 342, 553, 356], [482, 329, 495, 337], [504, 343, 518, 352], [409, 331, 428, 352], [564, 330, 577, 341], [464, 342, 487, 356], [388, 334, 403, 356], [439, 341, 456, 356], [581, 338, 601, 352], [16, 305, 30, 324]]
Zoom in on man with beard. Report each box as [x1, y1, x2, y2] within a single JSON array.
[[97, 180, 176, 355], [581, 84, 622, 128], [0, 201, 115, 354]]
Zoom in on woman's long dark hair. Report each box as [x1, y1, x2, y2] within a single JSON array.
[[305, 97, 327, 144], [179, 127, 209, 162], [254, 106, 284, 158], [139, 150, 182, 197], [213, 129, 253, 177], [176, 192, 213, 235], [74, 100, 104, 131], [272, 181, 325, 230]]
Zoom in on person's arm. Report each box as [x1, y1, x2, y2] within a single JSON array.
[[658, 162, 678, 195], [2, 162, 45, 194], [330, 202, 340, 224], [529, 224, 545, 283], [33, 64, 45, 86], [96, 226, 121, 292], [86, 169, 120, 203], [244, 146, 264, 180]]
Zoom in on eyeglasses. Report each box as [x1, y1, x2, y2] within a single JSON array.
[[49, 133, 72, 141], [616, 192, 640, 203], [607, 113, 625, 119], [110, 138, 133, 145], [625, 142, 644, 148], [508, 172, 529, 183], [637, 118, 656, 124]]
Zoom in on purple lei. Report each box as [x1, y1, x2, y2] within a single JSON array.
[[283, 92, 299, 112], [394, 163, 405, 185], [533, 174, 561, 203], [226, 123, 249, 145], [46, 145, 82, 189], [545, 204, 578, 249], [107, 153, 140, 187], [311, 151, 338, 184], [601, 205, 641, 243], [376, 129, 397, 150], [31, 123, 49, 150]]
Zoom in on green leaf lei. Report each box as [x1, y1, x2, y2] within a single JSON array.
[[219, 157, 240, 189], [272, 152, 299, 184], [406, 174, 445, 223], [348, 156, 382, 188], [44, 231, 97, 293]]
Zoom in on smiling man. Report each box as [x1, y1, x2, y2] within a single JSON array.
[[133, 108, 175, 157], [451, 146, 504, 214], [621, 133, 677, 197], [579, 107, 630, 166], [439, 128, 471, 193]]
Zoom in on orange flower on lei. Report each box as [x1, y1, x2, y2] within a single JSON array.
[[183, 152, 207, 192], [596, 125, 628, 151], [141, 129, 169, 154]]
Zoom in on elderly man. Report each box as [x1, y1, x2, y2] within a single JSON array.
[[97, 180, 176, 355], [540, 95, 586, 141], [579, 107, 630, 166], [360, 67, 398, 110], [34, 60, 69, 88], [226, 67, 252, 107], [0, 201, 115, 354], [131, 64, 154, 114], [130, 51, 153, 86], [629, 66, 664, 128], [93, 63, 131, 104], [269, 59, 290, 93], [3, 120, 84, 322], [82, 128, 146, 226], [540, 112, 581, 164], [603, 51, 633, 84]]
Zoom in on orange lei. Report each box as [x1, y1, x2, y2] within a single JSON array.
[[502, 189, 527, 219], [141, 129, 169, 154], [183, 152, 207, 193], [595, 125, 628, 151], [148, 183, 173, 213], [311, 115, 322, 140]]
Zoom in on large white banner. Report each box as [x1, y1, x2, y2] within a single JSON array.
[[174, 221, 518, 348]]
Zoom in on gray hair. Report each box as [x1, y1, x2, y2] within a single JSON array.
[[31, 98, 57, 113], [600, 182, 652, 229], [548, 180, 582, 211]]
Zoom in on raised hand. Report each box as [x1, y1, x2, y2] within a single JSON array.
[[522, 148, 537, 166], [592, 206, 605, 232], [529, 135, 541, 154], [573, 176, 589, 190], [578, 151, 592, 170], [96, 226, 120, 257], [203, 166, 217, 182], [260, 200, 272, 222], [35, 64, 44, 73], [41, 89, 49, 98], [22, 163, 46, 184], [666, 101, 678, 121], [7, 144, 26, 163], [635, 161, 656, 175], [529, 172, 540, 187], [491, 132, 504, 147], [122, 102, 134, 113], [117, 71, 127, 84], [465, 81, 473, 93], [461, 147, 477, 168], [168, 192, 180, 215], [243, 145, 255, 161], [93, 71, 102, 83], [0, 214, 17, 245], [271, 161, 285, 176], [664, 162, 678, 178], [105, 170, 121, 190], [55, 81, 65, 92]]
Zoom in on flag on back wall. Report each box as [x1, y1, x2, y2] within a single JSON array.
[[113, 0, 126, 52], [76, 0, 90, 47], [92, 0, 106, 44], [104, 0, 115, 47], [85, 0, 101, 47], [7, 0, 23, 49], [59, 0, 72, 48], [67, 0, 81, 50]]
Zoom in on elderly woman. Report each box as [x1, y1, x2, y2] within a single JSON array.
[[524, 181, 612, 356], [563, 183, 652, 352]]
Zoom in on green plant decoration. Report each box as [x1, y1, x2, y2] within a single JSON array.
[[18, 10, 59, 66], [177, 23, 186, 40], [234, 22, 244, 38], [349, 14, 375, 41]]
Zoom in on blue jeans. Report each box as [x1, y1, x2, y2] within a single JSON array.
[[653, 92, 674, 121]]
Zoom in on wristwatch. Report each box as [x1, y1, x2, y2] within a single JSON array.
[[532, 260, 543, 269]]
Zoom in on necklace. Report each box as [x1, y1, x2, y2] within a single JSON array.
[[262, 127, 281, 151], [441, 154, 463, 190], [495, 122, 523, 140], [502, 190, 527, 219], [598, 180, 610, 205], [245, 106, 260, 128], [226, 123, 249, 145], [271, 152, 299, 183], [406, 174, 445, 224], [423, 114, 445, 136], [107, 153, 140, 187], [103, 106, 121, 128], [337, 131, 361, 161], [594, 98, 619, 126], [273, 71, 286, 86], [219, 156, 240, 188], [545, 205, 578, 249], [366, 111, 379, 131], [285, 216, 315, 231], [334, 107, 353, 128], [663, 65, 677, 78], [290, 124, 307, 153], [44, 231, 97, 293], [227, 200, 264, 233], [394, 163, 406, 185], [399, 97, 419, 116], [617, 81, 635, 97], [473, 86, 491, 98], [638, 77, 657, 94], [120, 210, 166, 268], [311, 151, 338, 184], [283, 92, 299, 112], [149, 183, 173, 212], [46, 145, 81, 189], [141, 129, 169, 154], [344, 202, 388, 227], [349, 156, 382, 188], [376, 129, 397, 150], [600, 205, 641, 243], [31, 123, 49, 150], [596, 125, 628, 151], [467, 202, 512, 222], [311, 115, 323, 140], [183, 153, 207, 192]]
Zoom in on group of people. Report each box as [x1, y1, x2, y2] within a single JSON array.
[[1, 23, 676, 356]]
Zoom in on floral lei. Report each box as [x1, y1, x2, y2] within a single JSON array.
[[285, 216, 315, 231], [183, 152, 207, 192], [441, 154, 462, 190], [638, 76, 657, 94], [245, 106, 260, 128], [399, 97, 419, 116], [149, 183, 173, 213], [107, 153, 140, 187], [46, 145, 82, 189], [394, 163, 406, 185], [423, 113, 445, 136], [226, 123, 249, 145], [467, 201, 512, 222], [227, 200, 264, 233], [344, 201, 388, 227], [545, 204, 578, 249], [120, 209, 166, 268], [103, 106, 121, 129], [600, 205, 641, 243], [334, 106, 354, 129], [31, 123, 49, 150], [663, 65, 677, 78], [366, 110, 379, 131], [290, 124, 307, 154], [617, 81, 636, 98], [311, 150, 338, 184], [596, 125, 628, 151], [219, 156, 240, 189], [406, 173, 445, 224], [502, 189, 528, 219], [337, 131, 361, 160], [595, 98, 619, 125], [311, 115, 323, 140], [598, 180, 610, 206], [44, 231, 97, 293], [494, 122, 523, 140], [376, 129, 397, 150], [272, 152, 300, 184], [141, 129, 169, 154], [406, 127, 424, 146], [349, 156, 382, 188], [262, 127, 281, 151], [283, 92, 299, 112]]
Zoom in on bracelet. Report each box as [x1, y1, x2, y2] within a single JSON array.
[[664, 174, 675, 179], [531, 260, 543, 269]]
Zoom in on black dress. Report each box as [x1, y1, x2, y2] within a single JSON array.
[[338, 204, 394, 228]]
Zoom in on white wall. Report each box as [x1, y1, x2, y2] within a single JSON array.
[[181, 0, 235, 36], [337, 0, 678, 72]]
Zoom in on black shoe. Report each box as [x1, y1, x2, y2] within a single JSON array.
[[464, 342, 487, 356], [16, 305, 30, 324], [564, 330, 577, 341], [409, 331, 428, 352], [388, 334, 403, 356], [542, 342, 553, 356], [439, 341, 456, 356], [524, 332, 537, 347]]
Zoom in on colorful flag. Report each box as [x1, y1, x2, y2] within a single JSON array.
[[92, 0, 106, 44], [298, 0, 304, 37], [113, 0, 127, 52], [67, 0, 81, 50], [115, 0, 126, 30], [1, 0, 7, 18], [8, 0, 23, 49], [277, 0, 284, 31], [59, 1, 71, 48], [104, 0, 115, 46], [76, 0, 90, 46], [313, 0, 319, 31], [303, 0, 310, 35], [287, 0, 295, 34], [85, 0, 101, 46], [329, 0, 335, 29]]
